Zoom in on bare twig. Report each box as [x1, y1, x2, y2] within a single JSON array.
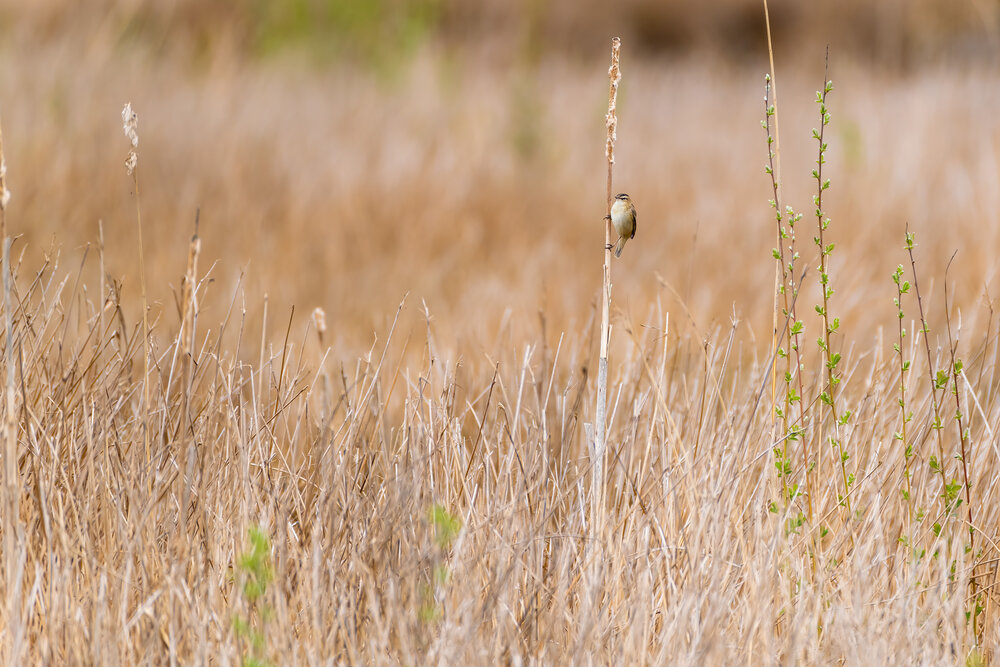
[[905, 227, 950, 510], [944, 252, 978, 636]]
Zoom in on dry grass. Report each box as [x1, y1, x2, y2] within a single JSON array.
[[2, 5, 1000, 663]]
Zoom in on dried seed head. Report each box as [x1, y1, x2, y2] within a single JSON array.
[[312, 307, 327, 335], [125, 150, 138, 176], [122, 103, 138, 148], [605, 37, 621, 163], [0, 153, 8, 210]]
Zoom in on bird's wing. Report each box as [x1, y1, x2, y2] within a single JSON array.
[[631, 209, 637, 239]]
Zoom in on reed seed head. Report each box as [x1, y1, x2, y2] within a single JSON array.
[[312, 307, 327, 335], [0, 158, 9, 210], [122, 103, 139, 176], [122, 103, 139, 148]]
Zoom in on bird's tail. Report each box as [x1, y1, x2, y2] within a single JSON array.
[[614, 237, 626, 258]]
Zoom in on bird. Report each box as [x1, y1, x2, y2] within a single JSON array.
[[607, 193, 637, 258]]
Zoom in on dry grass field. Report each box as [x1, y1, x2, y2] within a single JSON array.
[[2, 1, 1000, 663]]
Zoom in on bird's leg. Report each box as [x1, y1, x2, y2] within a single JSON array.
[[605, 243, 614, 251]]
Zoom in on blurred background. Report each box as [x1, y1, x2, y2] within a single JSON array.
[[3, 0, 1000, 359]]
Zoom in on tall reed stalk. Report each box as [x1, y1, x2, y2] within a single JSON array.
[[0, 112, 23, 664], [592, 36, 621, 535], [123, 104, 151, 470]]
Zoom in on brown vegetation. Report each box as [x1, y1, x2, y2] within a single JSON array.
[[1, 2, 1000, 663]]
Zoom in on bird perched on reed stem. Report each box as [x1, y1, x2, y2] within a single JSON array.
[[607, 193, 637, 257]]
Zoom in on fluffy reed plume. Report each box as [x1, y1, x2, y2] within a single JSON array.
[[311, 307, 327, 341], [123, 103, 138, 174]]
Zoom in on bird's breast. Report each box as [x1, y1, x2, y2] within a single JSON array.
[[610, 200, 634, 236]]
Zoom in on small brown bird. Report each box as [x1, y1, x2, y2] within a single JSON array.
[[608, 193, 637, 257]]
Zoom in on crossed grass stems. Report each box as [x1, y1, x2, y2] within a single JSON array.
[[0, 42, 993, 663]]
